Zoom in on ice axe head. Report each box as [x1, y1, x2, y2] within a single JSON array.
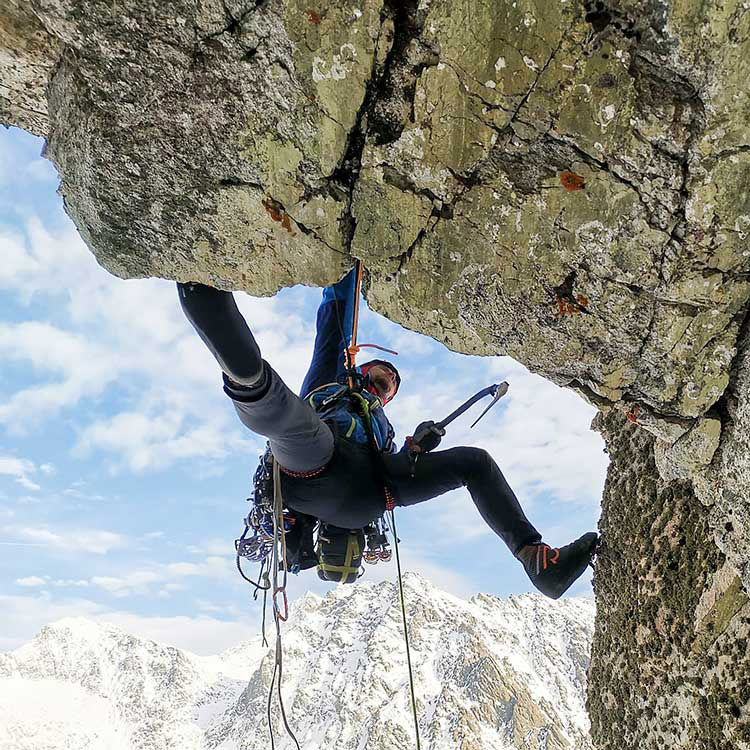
[[470, 381, 509, 429]]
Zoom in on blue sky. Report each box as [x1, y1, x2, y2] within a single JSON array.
[[0, 126, 608, 654]]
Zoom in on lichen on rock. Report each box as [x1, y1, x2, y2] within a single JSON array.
[[590, 410, 750, 749]]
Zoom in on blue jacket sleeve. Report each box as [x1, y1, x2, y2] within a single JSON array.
[[299, 267, 358, 398]]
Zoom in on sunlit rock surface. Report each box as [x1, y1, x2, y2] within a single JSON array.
[[2, 1, 750, 747]]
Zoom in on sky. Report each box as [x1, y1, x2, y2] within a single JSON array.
[[0, 125, 609, 655]]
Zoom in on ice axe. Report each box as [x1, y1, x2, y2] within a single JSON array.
[[408, 381, 509, 474]]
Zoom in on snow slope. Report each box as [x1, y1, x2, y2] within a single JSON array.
[[0, 573, 594, 750]]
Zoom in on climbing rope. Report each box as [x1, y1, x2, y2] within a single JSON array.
[[388, 503, 422, 750], [342, 261, 398, 384], [265, 458, 300, 750], [344, 261, 419, 749], [345, 261, 364, 387], [254, 260, 418, 750]]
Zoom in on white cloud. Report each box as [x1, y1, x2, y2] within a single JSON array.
[[0, 592, 105, 652], [15, 494, 43, 505], [15, 576, 46, 587], [186, 538, 233, 556], [0, 218, 313, 472], [91, 612, 257, 655], [82, 555, 235, 597], [0, 525, 127, 555], [51, 579, 90, 588], [90, 571, 163, 595], [0, 593, 257, 655], [76, 410, 253, 473], [468, 364, 608, 508], [0, 322, 119, 431], [0, 456, 41, 491], [62, 486, 107, 502]]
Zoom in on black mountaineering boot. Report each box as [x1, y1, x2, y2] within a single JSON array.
[[516, 532, 598, 600]]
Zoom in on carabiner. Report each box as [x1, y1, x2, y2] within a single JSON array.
[[273, 586, 289, 622]]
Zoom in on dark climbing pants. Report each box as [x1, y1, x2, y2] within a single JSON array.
[[383, 447, 541, 554], [177, 282, 541, 554], [178, 282, 334, 473]]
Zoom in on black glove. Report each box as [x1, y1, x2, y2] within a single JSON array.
[[409, 421, 446, 454]]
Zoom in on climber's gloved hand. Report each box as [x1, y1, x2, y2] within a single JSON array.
[[409, 421, 446, 454]]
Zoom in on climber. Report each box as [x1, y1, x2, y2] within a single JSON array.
[[177, 268, 597, 599]]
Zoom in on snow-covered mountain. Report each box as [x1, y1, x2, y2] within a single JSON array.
[[0, 573, 594, 750]]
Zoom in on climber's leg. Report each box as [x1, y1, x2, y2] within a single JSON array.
[[383, 446, 541, 554], [383, 446, 597, 599], [177, 282, 334, 473], [177, 282, 265, 388]]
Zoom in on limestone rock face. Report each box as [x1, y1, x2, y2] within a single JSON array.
[[3, 1, 750, 747], [589, 410, 750, 750]]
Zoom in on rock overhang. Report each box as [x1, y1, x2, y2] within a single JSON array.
[[5, 0, 749, 428], [2, 0, 750, 566]]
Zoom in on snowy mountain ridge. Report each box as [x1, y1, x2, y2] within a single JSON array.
[[0, 573, 594, 750]]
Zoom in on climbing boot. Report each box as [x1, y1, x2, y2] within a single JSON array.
[[516, 532, 598, 600]]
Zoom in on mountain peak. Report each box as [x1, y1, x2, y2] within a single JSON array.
[[3, 580, 595, 749]]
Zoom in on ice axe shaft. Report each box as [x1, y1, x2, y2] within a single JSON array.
[[435, 381, 509, 431], [408, 382, 508, 477]]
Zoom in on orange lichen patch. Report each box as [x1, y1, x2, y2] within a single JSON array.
[[307, 9, 321, 24], [556, 294, 581, 316], [262, 197, 296, 236], [625, 406, 641, 424], [561, 171, 586, 191]]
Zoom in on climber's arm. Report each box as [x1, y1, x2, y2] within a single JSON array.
[[299, 267, 358, 398]]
